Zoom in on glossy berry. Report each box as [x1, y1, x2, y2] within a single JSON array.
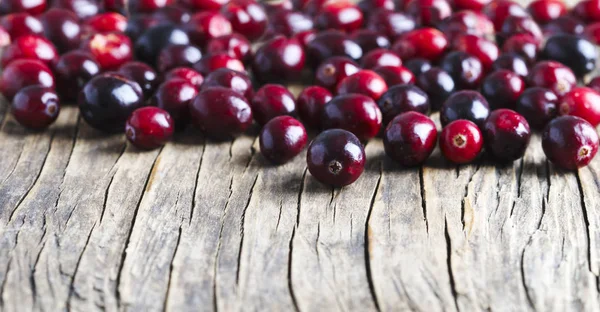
[[383, 112, 437, 166], [84, 12, 127, 34], [405, 0, 452, 26], [182, 0, 226, 11], [118, 62, 159, 100], [542, 116, 599, 170], [365, 9, 416, 40], [54, 51, 100, 101], [404, 58, 432, 77], [584, 22, 600, 45], [206, 33, 252, 63], [497, 15, 543, 46], [82, 32, 133, 71], [124, 15, 160, 42], [481, 70, 525, 110], [221, 0, 267, 41], [559, 87, 600, 127], [155, 45, 202, 74], [527, 61, 576, 96], [128, 0, 174, 12], [543, 34, 597, 78], [336, 70, 388, 101], [315, 1, 364, 33], [190, 87, 253, 140], [134, 24, 190, 67], [193, 53, 245, 76], [502, 34, 539, 65], [392, 28, 448, 62], [251, 84, 296, 125], [361, 49, 402, 69], [267, 9, 314, 37], [296, 86, 332, 129], [588, 77, 600, 93], [11, 86, 59, 130], [306, 129, 366, 187], [437, 10, 495, 41], [373, 66, 416, 87], [306, 30, 363, 66], [416, 67, 455, 110], [184, 12, 232, 47], [491, 54, 529, 78], [152, 5, 191, 24], [152, 79, 199, 129], [50, 0, 100, 20], [483, 109, 531, 162], [314, 56, 361, 91], [527, 0, 567, 25], [0, 13, 43, 40], [293, 30, 316, 49], [483, 0, 528, 31], [516, 87, 558, 129], [0, 26, 10, 47], [573, 0, 600, 24], [543, 16, 585, 36], [252, 36, 305, 83], [351, 29, 390, 53], [357, 0, 395, 15], [1, 35, 58, 68], [453, 0, 490, 11], [321, 94, 382, 141], [259, 116, 308, 164], [40, 8, 81, 53], [440, 90, 490, 128], [164, 67, 204, 90], [439, 120, 483, 164], [201, 68, 253, 100], [0, 0, 47, 15], [440, 51, 483, 90], [0, 59, 54, 100], [451, 34, 499, 71], [78, 73, 145, 133], [125, 107, 174, 150], [378, 84, 429, 126]]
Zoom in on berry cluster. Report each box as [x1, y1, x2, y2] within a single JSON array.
[[1, 0, 600, 187]]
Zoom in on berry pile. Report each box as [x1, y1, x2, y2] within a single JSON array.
[[1, 0, 600, 187]]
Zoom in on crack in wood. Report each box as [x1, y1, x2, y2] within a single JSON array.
[[99, 174, 116, 225], [364, 162, 382, 312], [189, 141, 206, 226], [576, 172, 594, 274], [520, 237, 536, 309], [287, 227, 300, 312], [162, 225, 182, 312], [66, 221, 97, 309], [235, 174, 259, 285], [419, 166, 428, 234], [444, 218, 460, 312]]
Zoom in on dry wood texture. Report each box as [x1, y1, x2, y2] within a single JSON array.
[[2, 0, 600, 311]]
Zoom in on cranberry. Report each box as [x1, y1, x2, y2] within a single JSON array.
[[440, 90, 489, 129], [361, 49, 402, 69], [267, 9, 314, 37], [451, 34, 499, 72], [118, 62, 159, 100], [221, 0, 267, 41], [542, 116, 599, 170], [51, 0, 99, 20], [351, 29, 390, 53], [440, 51, 483, 90], [384, 112, 437, 166], [125, 15, 160, 42], [129, 0, 174, 12], [82, 32, 133, 71], [306, 129, 365, 187], [193, 53, 245, 76], [573, 0, 600, 24], [584, 22, 600, 45], [392, 28, 447, 62], [336, 70, 388, 101], [543, 16, 585, 36], [164, 67, 204, 90], [252, 36, 305, 83], [558, 87, 600, 127], [125, 107, 174, 150], [152, 5, 191, 24], [315, 1, 363, 33], [404, 58, 432, 77], [0, 59, 54, 101], [543, 34, 597, 78], [453, 0, 490, 11], [259, 116, 307, 164], [190, 86, 252, 140], [156, 44, 203, 73], [0, 26, 10, 47], [321, 93, 382, 141], [588, 77, 600, 93], [263, 0, 293, 12], [527, 0, 566, 24], [378, 84, 429, 126], [1, 35, 58, 68], [527, 61, 576, 97], [438, 10, 495, 41], [0, 0, 46, 15], [201, 68, 253, 100], [373, 65, 416, 87], [483, 0, 528, 31], [182, 0, 228, 11], [440, 119, 483, 164], [502, 34, 539, 65], [134, 24, 190, 67], [0, 13, 43, 40], [296, 85, 332, 129], [314, 56, 361, 91], [481, 69, 525, 110], [516, 87, 558, 130], [54, 51, 100, 101], [84, 12, 127, 34], [40, 9, 81, 53], [102, 0, 125, 13], [78, 73, 144, 133], [483, 109, 530, 162], [306, 30, 363, 66], [11, 86, 59, 130], [491, 54, 529, 78], [302, 0, 329, 16], [405, 0, 452, 26], [251, 84, 296, 125], [293, 30, 316, 49], [416, 67, 455, 110], [497, 16, 543, 46], [206, 33, 251, 63], [366, 9, 416, 40], [151, 79, 198, 129]]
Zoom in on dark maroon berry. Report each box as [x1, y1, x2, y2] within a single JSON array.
[[404, 58, 432, 77], [481, 69, 525, 110], [497, 15, 543, 46], [527, 0, 567, 24], [438, 10, 495, 41], [321, 94, 382, 141], [201, 68, 253, 100], [543, 16, 584, 36], [221, 0, 267, 42], [11, 86, 59, 130], [206, 33, 252, 63], [156, 44, 202, 73], [361, 48, 402, 69], [193, 53, 245, 76], [516, 87, 558, 130], [306, 30, 363, 66], [315, 1, 364, 33], [129, 0, 174, 13], [54, 51, 100, 101], [451, 34, 499, 72], [542, 116, 599, 170], [405, 0, 452, 26], [527, 61, 576, 96], [190, 86, 253, 140], [384, 112, 437, 166], [558, 87, 600, 127], [0, 59, 54, 101], [306, 129, 366, 187], [377, 84, 429, 126], [502, 34, 539, 65], [483, 109, 531, 162], [164, 67, 204, 90], [0, 0, 46, 15], [125, 107, 174, 150], [259, 116, 308, 164], [366, 9, 416, 40], [151, 79, 199, 129], [440, 90, 489, 128], [416, 67, 455, 110], [125, 14, 161, 42], [483, 0, 528, 31], [182, 0, 225, 11], [543, 34, 597, 78], [336, 70, 388, 101], [358, 0, 395, 14], [152, 5, 191, 24], [373, 66, 416, 87], [118, 61, 159, 100], [0, 13, 43, 40], [296, 86, 332, 129], [251, 84, 296, 125], [440, 51, 483, 90], [252, 36, 305, 83], [572, 0, 600, 24], [314, 56, 360, 91], [491, 54, 529, 78], [40, 8, 81, 53], [51, 0, 99, 20], [392, 28, 448, 62], [440, 119, 483, 164], [267, 9, 314, 37], [134, 24, 190, 67], [351, 29, 390, 53], [588, 76, 600, 93], [184, 12, 232, 47]]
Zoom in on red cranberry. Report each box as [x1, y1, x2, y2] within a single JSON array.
[[558, 87, 600, 127], [82, 32, 133, 71], [498, 15, 543, 46], [441, 90, 490, 128], [125, 15, 160, 42], [384, 111, 437, 166], [378, 84, 429, 126], [125, 107, 174, 150], [190, 86, 252, 140], [440, 51, 483, 90], [358, 0, 395, 14], [296, 85, 332, 129], [321, 93, 382, 141], [0, 26, 10, 47], [366, 9, 416, 40], [306, 129, 365, 187], [84, 12, 127, 34], [263, 0, 293, 13], [182, 0, 228, 11], [129, 0, 174, 12], [0, 59, 54, 101], [152, 5, 191, 24], [11, 86, 59, 130], [351, 29, 390, 53], [440, 119, 483, 164], [542, 116, 599, 170], [302, 0, 329, 16], [252, 36, 305, 83], [293, 30, 316, 49], [0, 0, 46, 15], [54, 51, 100, 101], [206, 33, 251, 63], [588, 76, 600, 93], [502, 34, 539, 65], [306, 30, 363, 66], [134, 24, 190, 67], [584, 22, 600, 45], [102, 0, 125, 13], [156, 44, 203, 73], [573, 0, 600, 24], [483, 109, 530, 162], [453, 0, 490, 11], [543, 16, 585, 36], [438, 10, 495, 41], [40, 9, 81, 53], [481, 69, 525, 110], [315, 1, 363, 33], [336, 70, 388, 101], [492, 54, 529, 78], [543, 34, 597, 78], [51, 0, 100, 20], [201, 68, 253, 100], [151, 79, 198, 129], [1, 35, 58, 68], [451, 34, 499, 72], [361, 49, 402, 69], [527, 0, 566, 25], [184, 12, 232, 48], [164, 67, 204, 90], [194, 53, 245, 76], [405, 0, 452, 26], [251, 84, 296, 125], [405, 58, 432, 77], [527, 61, 576, 96], [314, 56, 361, 91], [516, 87, 558, 130], [373, 65, 415, 87], [221, 0, 267, 42], [392, 27, 448, 62], [0, 13, 43, 40], [267, 9, 313, 37], [482, 0, 528, 31], [416, 67, 455, 110], [118, 61, 159, 100], [259, 116, 307, 164]]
